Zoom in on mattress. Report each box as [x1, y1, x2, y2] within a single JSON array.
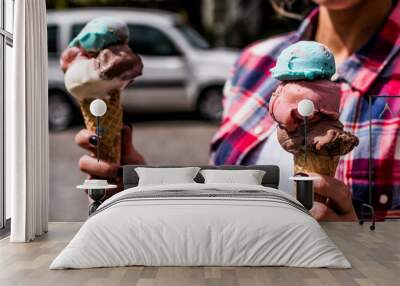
[[50, 183, 351, 269]]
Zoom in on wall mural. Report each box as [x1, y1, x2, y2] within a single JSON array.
[[368, 95, 400, 219]]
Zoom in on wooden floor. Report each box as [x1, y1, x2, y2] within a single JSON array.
[[0, 222, 399, 286]]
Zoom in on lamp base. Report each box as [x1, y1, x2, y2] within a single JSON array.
[[77, 180, 117, 215], [289, 176, 320, 210], [87, 188, 106, 215]]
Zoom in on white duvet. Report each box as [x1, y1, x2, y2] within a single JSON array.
[[50, 183, 351, 269]]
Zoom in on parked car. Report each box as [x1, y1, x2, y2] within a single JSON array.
[[47, 8, 239, 130]]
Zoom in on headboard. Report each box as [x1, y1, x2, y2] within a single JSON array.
[[123, 165, 280, 189]]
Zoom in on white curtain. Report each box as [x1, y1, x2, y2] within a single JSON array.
[[7, 0, 49, 242]]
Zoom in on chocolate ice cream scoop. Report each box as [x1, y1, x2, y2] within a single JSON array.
[[277, 118, 359, 156], [94, 44, 143, 83]]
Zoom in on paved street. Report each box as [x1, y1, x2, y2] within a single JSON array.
[[50, 120, 218, 222]]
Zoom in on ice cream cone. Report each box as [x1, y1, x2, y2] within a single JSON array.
[[80, 89, 122, 163], [294, 151, 340, 202]]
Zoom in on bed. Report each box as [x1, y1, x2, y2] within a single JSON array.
[[50, 165, 350, 269]]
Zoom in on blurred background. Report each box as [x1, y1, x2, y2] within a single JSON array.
[[47, 0, 312, 221]]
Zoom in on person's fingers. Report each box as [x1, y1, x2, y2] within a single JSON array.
[[75, 129, 98, 152], [310, 202, 357, 221], [121, 125, 133, 156], [78, 154, 120, 179], [310, 202, 340, 221], [121, 125, 146, 164], [307, 172, 353, 214]]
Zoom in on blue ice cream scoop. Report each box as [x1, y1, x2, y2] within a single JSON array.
[[270, 41, 336, 81], [69, 16, 129, 53]]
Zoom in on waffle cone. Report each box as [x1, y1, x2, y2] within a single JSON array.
[[294, 152, 339, 177], [294, 152, 340, 202], [80, 89, 122, 163]]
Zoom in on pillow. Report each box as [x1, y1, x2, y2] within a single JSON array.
[[200, 169, 266, 185], [135, 167, 201, 186]]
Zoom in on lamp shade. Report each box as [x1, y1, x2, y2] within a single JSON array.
[[297, 99, 315, 117], [89, 99, 107, 117]]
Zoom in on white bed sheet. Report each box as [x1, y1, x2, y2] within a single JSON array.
[[50, 183, 351, 269]]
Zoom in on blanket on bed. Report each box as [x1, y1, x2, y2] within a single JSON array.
[[50, 183, 351, 269]]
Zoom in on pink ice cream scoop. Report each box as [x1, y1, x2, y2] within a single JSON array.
[[60, 47, 92, 73], [269, 80, 340, 132]]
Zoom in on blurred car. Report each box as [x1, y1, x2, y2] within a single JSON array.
[[47, 8, 239, 130]]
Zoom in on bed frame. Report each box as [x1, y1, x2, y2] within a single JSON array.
[[87, 165, 279, 214], [122, 165, 280, 189]]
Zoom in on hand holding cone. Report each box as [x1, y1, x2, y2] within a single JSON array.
[[269, 41, 359, 202]]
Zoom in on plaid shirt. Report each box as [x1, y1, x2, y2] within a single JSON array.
[[210, 3, 400, 218]]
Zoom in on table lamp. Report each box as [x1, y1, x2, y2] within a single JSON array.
[[289, 99, 319, 210], [77, 99, 117, 215], [89, 99, 107, 161]]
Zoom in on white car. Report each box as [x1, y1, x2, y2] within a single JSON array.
[[47, 8, 239, 130]]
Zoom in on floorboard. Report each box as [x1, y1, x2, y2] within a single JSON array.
[[0, 222, 399, 286]]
